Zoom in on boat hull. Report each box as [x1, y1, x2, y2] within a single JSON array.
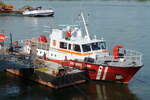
[[0, 9, 23, 16], [23, 10, 54, 17], [24, 12, 54, 17], [44, 58, 142, 84], [5, 68, 86, 88], [86, 64, 141, 83]]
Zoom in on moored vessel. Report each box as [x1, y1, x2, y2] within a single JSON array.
[[0, 51, 86, 88], [0, 1, 54, 16], [22, 12, 143, 84], [0, 33, 86, 88], [0, 1, 23, 16], [22, 7, 54, 17]]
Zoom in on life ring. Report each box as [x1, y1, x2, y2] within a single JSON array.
[[113, 45, 123, 59]]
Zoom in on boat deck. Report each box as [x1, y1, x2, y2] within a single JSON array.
[[95, 49, 143, 67]]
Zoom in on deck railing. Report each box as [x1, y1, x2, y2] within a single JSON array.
[[96, 49, 143, 66], [123, 49, 143, 66], [28, 41, 49, 50]]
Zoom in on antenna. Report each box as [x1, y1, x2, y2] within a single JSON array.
[[9, 32, 13, 54], [80, 12, 90, 40]]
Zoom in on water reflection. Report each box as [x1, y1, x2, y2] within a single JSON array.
[[31, 81, 139, 100], [81, 82, 138, 100], [0, 72, 138, 100]]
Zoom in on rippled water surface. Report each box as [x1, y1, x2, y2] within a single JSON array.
[[0, 0, 150, 100]]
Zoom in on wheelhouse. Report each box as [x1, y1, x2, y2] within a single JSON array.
[[82, 41, 106, 52], [56, 40, 107, 54]]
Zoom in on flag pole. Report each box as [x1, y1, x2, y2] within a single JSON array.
[[9, 32, 13, 53]]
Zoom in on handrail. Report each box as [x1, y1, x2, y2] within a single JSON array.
[[97, 49, 143, 66]]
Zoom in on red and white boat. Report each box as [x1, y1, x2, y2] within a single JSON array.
[[22, 7, 54, 17], [23, 13, 143, 84]]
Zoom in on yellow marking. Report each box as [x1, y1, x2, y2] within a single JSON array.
[[35, 67, 49, 71]]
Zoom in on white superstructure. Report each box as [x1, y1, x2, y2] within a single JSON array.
[[24, 13, 109, 61], [23, 12, 142, 67]]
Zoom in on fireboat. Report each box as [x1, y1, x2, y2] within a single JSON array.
[[1, 12, 143, 85], [22, 12, 143, 84]]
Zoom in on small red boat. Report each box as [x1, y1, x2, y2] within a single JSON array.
[[22, 12, 143, 84]]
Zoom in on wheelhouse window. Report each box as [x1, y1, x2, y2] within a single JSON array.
[[91, 42, 106, 50], [60, 42, 67, 49], [82, 42, 106, 52], [73, 44, 81, 52], [68, 44, 71, 50], [82, 44, 91, 52], [100, 42, 106, 49], [91, 42, 100, 50]]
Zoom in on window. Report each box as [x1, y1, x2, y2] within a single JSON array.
[[91, 42, 106, 50], [82, 44, 91, 52], [73, 44, 81, 52], [60, 42, 67, 49], [100, 42, 106, 49], [68, 44, 71, 50], [91, 42, 100, 50]]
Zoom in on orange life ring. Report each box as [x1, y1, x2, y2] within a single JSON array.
[[113, 45, 123, 59]]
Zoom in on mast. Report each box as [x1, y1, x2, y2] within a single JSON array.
[[9, 32, 13, 53], [10, 33, 12, 48], [80, 12, 90, 40]]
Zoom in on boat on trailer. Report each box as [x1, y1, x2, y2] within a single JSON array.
[[23, 12, 143, 84]]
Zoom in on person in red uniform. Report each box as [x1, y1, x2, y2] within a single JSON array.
[[65, 31, 71, 40]]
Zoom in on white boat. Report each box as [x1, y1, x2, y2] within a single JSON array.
[[22, 7, 54, 17]]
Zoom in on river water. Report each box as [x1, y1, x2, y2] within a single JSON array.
[[0, 0, 150, 100]]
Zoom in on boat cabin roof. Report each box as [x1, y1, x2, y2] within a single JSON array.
[[51, 27, 105, 45], [60, 38, 105, 45]]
